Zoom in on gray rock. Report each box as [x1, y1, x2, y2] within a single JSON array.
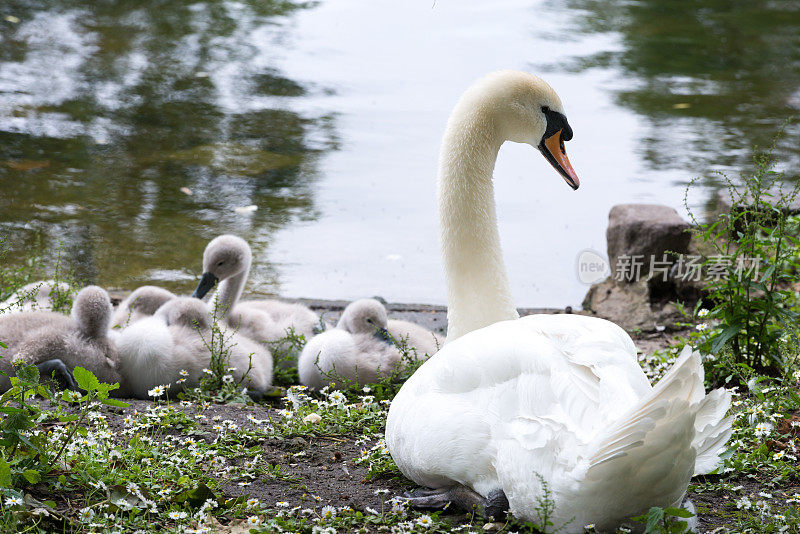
[[582, 278, 683, 332], [606, 204, 691, 283]]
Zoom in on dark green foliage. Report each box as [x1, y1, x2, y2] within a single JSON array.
[[684, 131, 800, 379]]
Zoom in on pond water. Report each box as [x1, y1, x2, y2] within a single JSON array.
[[1, 0, 799, 307]]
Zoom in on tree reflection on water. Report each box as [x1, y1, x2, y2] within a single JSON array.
[[554, 0, 800, 178], [0, 0, 336, 292]]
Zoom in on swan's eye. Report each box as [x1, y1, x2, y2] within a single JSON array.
[[366, 318, 374, 324], [541, 105, 550, 113], [217, 261, 225, 267]]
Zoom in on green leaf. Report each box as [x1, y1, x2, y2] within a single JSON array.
[[2, 411, 32, 432], [0, 457, 11, 487], [173, 483, 216, 507], [784, 388, 800, 406], [646, 506, 665, 532], [72, 367, 99, 392], [711, 324, 741, 354], [100, 398, 129, 408], [15, 364, 39, 384], [22, 469, 41, 484], [0, 341, 6, 349], [664, 506, 695, 518]]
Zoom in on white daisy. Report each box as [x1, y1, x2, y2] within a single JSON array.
[[754, 422, 774, 437], [147, 385, 167, 398], [328, 390, 346, 404], [4, 496, 23, 506], [78, 507, 95, 521]]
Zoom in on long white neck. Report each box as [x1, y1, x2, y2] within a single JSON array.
[[438, 106, 519, 342], [214, 267, 249, 319]]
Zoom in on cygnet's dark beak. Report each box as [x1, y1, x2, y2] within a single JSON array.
[[192, 272, 219, 299], [374, 327, 394, 345]]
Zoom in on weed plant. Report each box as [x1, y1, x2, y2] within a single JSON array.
[[683, 134, 800, 381], [0, 237, 76, 313]]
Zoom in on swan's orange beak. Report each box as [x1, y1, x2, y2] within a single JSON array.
[[539, 129, 579, 190]]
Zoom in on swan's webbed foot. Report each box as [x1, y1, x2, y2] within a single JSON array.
[[400, 485, 508, 520], [36, 359, 78, 391]]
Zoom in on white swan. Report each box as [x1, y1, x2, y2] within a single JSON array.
[[0, 286, 128, 395], [116, 297, 273, 400], [0, 280, 75, 314], [298, 299, 404, 390], [111, 285, 177, 329], [385, 71, 732, 531], [191, 234, 322, 365]]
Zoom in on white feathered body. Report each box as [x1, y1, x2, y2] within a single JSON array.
[[386, 314, 731, 532], [387, 319, 443, 358], [298, 329, 403, 390], [111, 286, 177, 329], [116, 316, 272, 399], [234, 300, 321, 340]]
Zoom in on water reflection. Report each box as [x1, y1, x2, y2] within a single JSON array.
[[0, 0, 334, 293], [553, 0, 800, 177]]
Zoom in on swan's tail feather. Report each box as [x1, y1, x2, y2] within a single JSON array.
[[691, 388, 733, 474], [577, 346, 732, 530]]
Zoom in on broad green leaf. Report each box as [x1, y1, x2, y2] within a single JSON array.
[[173, 483, 216, 507], [100, 398, 129, 408], [15, 365, 39, 384], [645, 506, 664, 532], [72, 367, 99, 391], [22, 469, 41, 484], [664, 506, 695, 518], [2, 412, 32, 432], [0, 457, 10, 487], [711, 324, 741, 354]]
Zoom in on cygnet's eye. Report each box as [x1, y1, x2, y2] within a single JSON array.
[[216, 260, 225, 267], [366, 318, 374, 324]]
